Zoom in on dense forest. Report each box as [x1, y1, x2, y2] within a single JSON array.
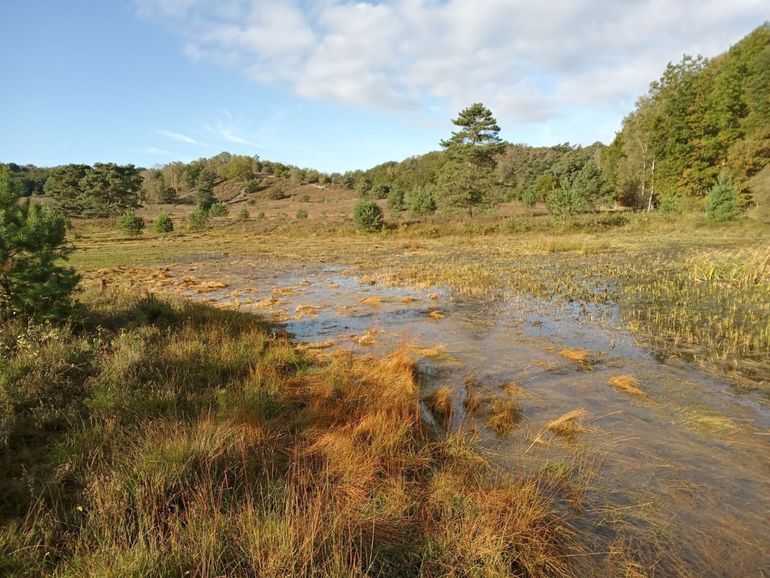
[[2, 24, 768, 222]]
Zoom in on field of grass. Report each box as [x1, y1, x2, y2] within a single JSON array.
[[1, 288, 581, 577]]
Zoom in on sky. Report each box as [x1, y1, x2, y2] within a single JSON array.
[[0, 1, 766, 173]]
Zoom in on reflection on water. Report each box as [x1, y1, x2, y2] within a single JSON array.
[[171, 258, 770, 576]]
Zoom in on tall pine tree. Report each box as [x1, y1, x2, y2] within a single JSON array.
[[436, 103, 505, 214]]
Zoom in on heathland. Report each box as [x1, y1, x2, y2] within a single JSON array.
[[1, 23, 769, 578]]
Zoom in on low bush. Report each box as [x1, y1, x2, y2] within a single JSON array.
[[188, 208, 209, 231], [354, 200, 384, 232], [116, 209, 145, 236], [153, 212, 174, 233], [705, 172, 740, 223], [209, 202, 229, 217]]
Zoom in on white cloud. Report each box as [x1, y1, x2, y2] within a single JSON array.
[[156, 129, 207, 145], [136, 0, 767, 132], [203, 110, 263, 147]]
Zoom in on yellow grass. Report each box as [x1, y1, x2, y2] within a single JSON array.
[[546, 409, 589, 437], [560, 348, 599, 365], [608, 374, 645, 396]]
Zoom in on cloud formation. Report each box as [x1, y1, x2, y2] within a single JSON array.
[[203, 110, 263, 147], [136, 0, 766, 129], [156, 129, 207, 145]]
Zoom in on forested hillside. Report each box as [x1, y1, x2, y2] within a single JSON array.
[[603, 23, 770, 211]]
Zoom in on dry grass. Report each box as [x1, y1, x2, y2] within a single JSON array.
[[546, 409, 589, 437], [559, 348, 600, 365], [486, 397, 520, 436], [608, 374, 645, 396], [463, 389, 483, 416], [427, 386, 455, 431], [0, 291, 579, 577]]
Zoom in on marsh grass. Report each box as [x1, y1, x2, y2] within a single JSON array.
[[486, 397, 520, 436], [546, 410, 589, 438], [607, 375, 645, 397], [0, 290, 579, 577], [70, 215, 769, 391]]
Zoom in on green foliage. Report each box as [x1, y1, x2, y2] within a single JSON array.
[[195, 169, 216, 211], [219, 155, 255, 182], [267, 187, 286, 201], [0, 167, 79, 321], [355, 174, 373, 197], [188, 208, 210, 231], [569, 160, 613, 210], [527, 173, 558, 207], [354, 200, 384, 232], [436, 103, 504, 213], [153, 212, 174, 233], [209, 202, 229, 217], [387, 188, 405, 212], [301, 194, 311, 203], [296, 209, 309, 220], [116, 209, 145, 236], [0, 163, 50, 197], [408, 186, 437, 216], [244, 180, 259, 194], [45, 163, 141, 217], [659, 190, 683, 216], [610, 24, 770, 206], [547, 184, 585, 219], [239, 208, 249, 220], [705, 172, 740, 222]]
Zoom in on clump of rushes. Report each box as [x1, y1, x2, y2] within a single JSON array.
[[559, 347, 600, 366], [546, 409, 588, 437], [486, 397, 520, 436], [427, 386, 454, 431], [608, 374, 644, 396], [0, 289, 579, 577]]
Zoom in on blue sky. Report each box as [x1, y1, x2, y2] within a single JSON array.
[[1, 1, 766, 173]]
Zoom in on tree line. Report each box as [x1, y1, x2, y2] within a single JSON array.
[[2, 23, 767, 222]]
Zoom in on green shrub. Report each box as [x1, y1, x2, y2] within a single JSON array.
[[546, 186, 585, 218], [153, 212, 174, 233], [188, 208, 209, 231], [387, 188, 405, 212], [258, 212, 265, 219], [659, 190, 682, 216], [521, 188, 539, 208], [705, 172, 740, 223], [296, 209, 309, 220], [268, 187, 286, 201], [354, 200, 384, 232], [244, 180, 259, 194], [247, 198, 256, 206], [117, 209, 145, 237], [408, 186, 436, 216], [239, 208, 249, 220], [0, 168, 79, 321], [301, 194, 311, 203], [209, 202, 229, 217]]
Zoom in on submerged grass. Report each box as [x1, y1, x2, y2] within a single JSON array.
[[0, 289, 579, 577]]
